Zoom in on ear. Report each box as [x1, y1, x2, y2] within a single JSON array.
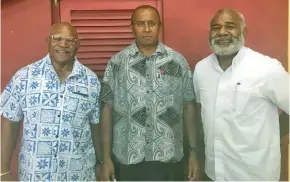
[[130, 24, 135, 34], [208, 30, 212, 43], [157, 21, 162, 32], [75, 40, 80, 50], [242, 26, 247, 39]]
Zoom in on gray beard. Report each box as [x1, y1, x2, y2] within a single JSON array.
[[210, 34, 245, 56]]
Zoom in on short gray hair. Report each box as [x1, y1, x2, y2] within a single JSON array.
[[209, 8, 246, 30]]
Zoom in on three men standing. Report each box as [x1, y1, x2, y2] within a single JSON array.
[[1, 5, 288, 182]]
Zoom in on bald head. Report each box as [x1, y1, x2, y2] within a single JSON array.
[[131, 5, 161, 24], [50, 22, 78, 39], [48, 22, 79, 64], [210, 8, 246, 30]]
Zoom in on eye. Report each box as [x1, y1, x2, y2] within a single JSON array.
[[211, 27, 220, 31], [136, 22, 145, 27], [148, 22, 156, 27], [227, 26, 235, 30], [66, 37, 76, 43], [52, 36, 62, 42]]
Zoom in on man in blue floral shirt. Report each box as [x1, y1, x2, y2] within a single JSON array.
[[0, 22, 101, 181]]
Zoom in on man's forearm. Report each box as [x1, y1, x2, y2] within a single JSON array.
[[183, 100, 197, 148], [90, 124, 102, 160], [279, 111, 289, 138], [1, 117, 20, 172], [101, 103, 113, 161]]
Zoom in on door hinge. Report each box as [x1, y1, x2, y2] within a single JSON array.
[[51, 0, 59, 5]]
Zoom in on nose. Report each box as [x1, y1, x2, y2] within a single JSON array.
[[143, 23, 151, 32], [218, 26, 229, 36], [58, 39, 69, 47]]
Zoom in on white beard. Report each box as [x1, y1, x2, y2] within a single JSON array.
[[210, 34, 245, 56]]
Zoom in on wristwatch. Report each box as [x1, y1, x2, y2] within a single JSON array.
[[96, 160, 103, 165], [189, 146, 197, 153]]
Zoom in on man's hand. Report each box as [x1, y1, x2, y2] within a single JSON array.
[[96, 164, 102, 181], [188, 152, 199, 181], [101, 159, 115, 181], [0, 172, 18, 181]]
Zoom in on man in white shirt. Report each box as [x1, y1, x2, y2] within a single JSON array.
[[193, 8, 289, 181]]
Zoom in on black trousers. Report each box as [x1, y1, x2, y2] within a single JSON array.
[[204, 173, 213, 181], [114, 160, 184, 181]]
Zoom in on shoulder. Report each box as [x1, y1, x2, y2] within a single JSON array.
[[162, 44, 190, 69], [242, 48, 283, 77], [14, 58, 47, 81], [109, 45, 134, 64], [194, 54, 214, 75], [247, 48, 281, 68], [163, 44, 186, 60], [77, 62, 100, 87]]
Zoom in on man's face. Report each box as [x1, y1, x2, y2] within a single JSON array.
[[131, 8, 161, 47], [209, 11, 245, 56], [48, 27, 79, 63]]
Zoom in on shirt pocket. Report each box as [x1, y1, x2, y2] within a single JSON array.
[[234, 85, 263, 115], [63, 91, 93, 127], [159, 74, 182, 95]]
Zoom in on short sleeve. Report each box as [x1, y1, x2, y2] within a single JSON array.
[[100, 58, 116, 104], [182, 58, 195, 101], [192, 67, 200, 103], [0, 73, 24, 122], [89, 75, 101, 124], [264, 62, 289, 114]]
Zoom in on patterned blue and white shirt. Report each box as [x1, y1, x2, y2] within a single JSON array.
[[0, 54, 100, 181]]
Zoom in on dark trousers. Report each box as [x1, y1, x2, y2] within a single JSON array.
[[114, 160, 184, 181], [204, 173, 213, 181]]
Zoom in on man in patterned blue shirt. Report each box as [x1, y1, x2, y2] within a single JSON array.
[[101, 5, 199, 181], [1, 22, 102, 181]]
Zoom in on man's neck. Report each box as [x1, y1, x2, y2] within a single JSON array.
[[137, 43, 158, 57], [51, 59, 74, 83], [217, 52, 238, 71], [52, 61, 74, 72]]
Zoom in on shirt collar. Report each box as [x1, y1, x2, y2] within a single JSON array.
[[211, 46, 248, 72], [44, 54, 85, 78], [128, 41, 167, 56]]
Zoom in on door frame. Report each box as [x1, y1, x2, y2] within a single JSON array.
[[50, 0, 164, 40]]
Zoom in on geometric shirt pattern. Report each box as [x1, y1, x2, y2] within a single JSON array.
[[0, 54, 100, 181], [100, 42, 195, 165]]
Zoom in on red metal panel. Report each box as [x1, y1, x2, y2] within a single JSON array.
[[1, 0, 52, 177], [60, 0, 163, 76]]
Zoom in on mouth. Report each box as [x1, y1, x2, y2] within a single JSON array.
[[142, 36, 152, 39], [55, 50, 70, 54], [215, 39, 232, 45]]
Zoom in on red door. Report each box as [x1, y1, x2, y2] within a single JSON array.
[[60, 0, 163, 77]]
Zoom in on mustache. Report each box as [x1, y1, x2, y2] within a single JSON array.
[[213, 36, 233, 42], [54, 48, 72, 53]]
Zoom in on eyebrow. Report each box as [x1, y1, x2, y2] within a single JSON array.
[[211, 21, 237, 27]]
